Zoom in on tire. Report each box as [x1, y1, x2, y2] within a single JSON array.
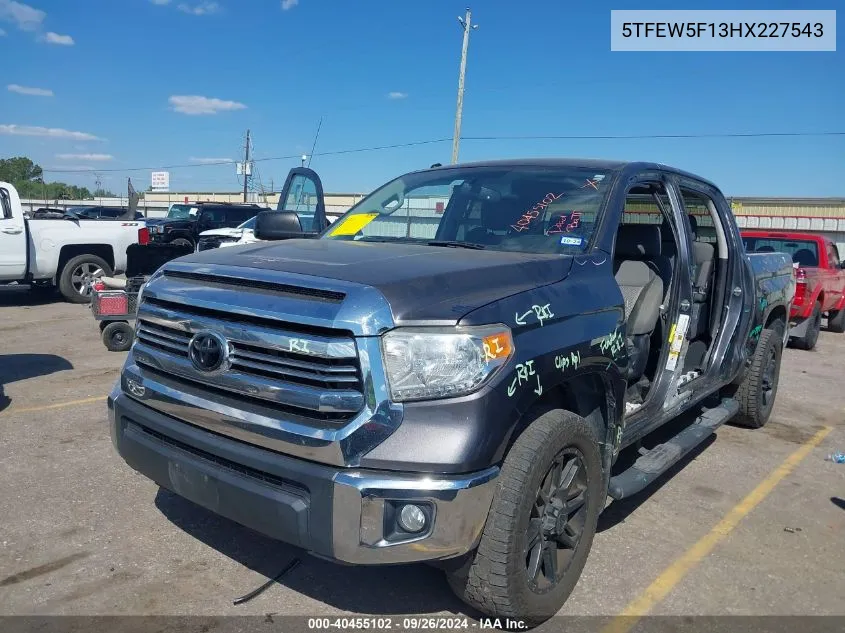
[[828, 308, 845, 333], [732, 328, 782, 428], [768, 319, 786, 345], [58, 254, 112, 304], [102, 321, 134, 352], [792, 302, 822, 350], [446, 409, 604, 626]]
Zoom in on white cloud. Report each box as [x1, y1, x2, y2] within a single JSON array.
[[150, 0, 171, 4], [7, 84, 53, 97], [387, 91, 408, 100], [0, 124, 102, 141], [0, 0, 45, 32], [281, 0, 298, 10], [169, 95, 246, 115], [43, 31, 73, 45], [0, 27, 6, 36], [177, 2, 220, 15], [189, 157, 235, 164], [56, 153, 114, 161]]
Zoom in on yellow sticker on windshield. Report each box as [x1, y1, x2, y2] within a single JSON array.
[[328, 213, 378, 236]]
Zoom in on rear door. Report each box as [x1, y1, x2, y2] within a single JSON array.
[[0, 185, 28, 280], [826, 241, 845, 310], [277, 167, 328, 232]]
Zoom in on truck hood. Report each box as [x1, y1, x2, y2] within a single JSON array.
[[177, 239, 574, 323], [199, 227, 244, 238]]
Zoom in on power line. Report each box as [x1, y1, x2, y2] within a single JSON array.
[[38, 131, 845, 175], [462, 131, 845, 141]]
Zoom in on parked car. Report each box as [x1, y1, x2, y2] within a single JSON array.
[[29, 206, 68, 219], [144, 203, 200, 228], [73, 205, 145, 221], [0, 182, 149, 302], [147, 202, 262, 249], [109, 159, 794, 625], [742, 231, 845, 350], [196, 216, 256, 252]]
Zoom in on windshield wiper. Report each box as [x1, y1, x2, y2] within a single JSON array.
[[426, 240, 486, 250]]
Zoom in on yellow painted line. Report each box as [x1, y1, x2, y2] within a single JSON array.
[[6, 396, 107, 414], [602, 424, 833, 633]]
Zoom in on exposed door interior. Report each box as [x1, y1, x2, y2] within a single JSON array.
[[676, 188, 727, 376], [612, 182, 680, 410]]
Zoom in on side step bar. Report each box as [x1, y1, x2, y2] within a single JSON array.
[[608, 398, 739, 500]]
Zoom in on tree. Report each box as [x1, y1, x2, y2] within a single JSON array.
[[1, 155, 92, 200], [0, 156, 43, 183], [93, 188, 117, 197]]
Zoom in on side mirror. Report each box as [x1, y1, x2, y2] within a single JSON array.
[[254, 210, 305, 241]]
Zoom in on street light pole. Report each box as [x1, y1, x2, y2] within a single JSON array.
[[451, 8, 478, 165]]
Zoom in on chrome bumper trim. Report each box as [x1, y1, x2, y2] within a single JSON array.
[[330, 466, 499, 564]]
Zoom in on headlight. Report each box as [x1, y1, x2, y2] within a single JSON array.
[[381, 325, 514, 402]]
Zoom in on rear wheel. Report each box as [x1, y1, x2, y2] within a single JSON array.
[[792, 302, 822, 350], [828, 308, 845, 333], [732, 328, 782, 428], [446, 409, 603, 626], [58, 254, 112, 303], [102, 321, 134, 352]]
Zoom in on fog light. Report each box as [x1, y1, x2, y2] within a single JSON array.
[[398, 504, 427, 533]]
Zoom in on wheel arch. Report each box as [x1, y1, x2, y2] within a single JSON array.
[[504, 370, 621, 490], [57, 244, 115, 278]]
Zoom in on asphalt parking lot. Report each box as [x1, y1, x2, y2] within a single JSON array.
[[1, 287, 844, 626]]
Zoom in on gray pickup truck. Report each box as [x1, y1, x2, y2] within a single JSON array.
[[108, 159, 795, 624]]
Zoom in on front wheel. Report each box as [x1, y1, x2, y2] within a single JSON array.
[[169, 238, 194, 249], [446, 409, 603, 626], [102, 321, 134, 352]]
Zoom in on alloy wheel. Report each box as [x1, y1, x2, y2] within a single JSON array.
[[525, 448, 589, 592]]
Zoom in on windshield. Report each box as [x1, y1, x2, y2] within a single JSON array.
[[320, 165, 613, 254], [742, 236, 819, 267], [238, 216, 257, 230], [167, 204, 197, 219]]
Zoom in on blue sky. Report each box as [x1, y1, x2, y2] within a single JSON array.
[[0, 0, 842, 196]]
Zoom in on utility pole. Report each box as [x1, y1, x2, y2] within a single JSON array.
[[451, 8, 478, 164], [242, 129, 251, 202]]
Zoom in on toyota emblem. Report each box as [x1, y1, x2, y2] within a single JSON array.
[[188, 331, 231, 374]]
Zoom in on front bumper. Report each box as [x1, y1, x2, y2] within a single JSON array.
[[108, 386, 498, 565]]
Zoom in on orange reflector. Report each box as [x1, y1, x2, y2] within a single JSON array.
[[482, 332, 513, 361]]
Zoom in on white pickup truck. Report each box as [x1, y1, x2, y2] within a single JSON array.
[[0, 181, 148, 303]]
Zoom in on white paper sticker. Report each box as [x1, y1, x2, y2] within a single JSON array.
[[666, 313, 690, 371]]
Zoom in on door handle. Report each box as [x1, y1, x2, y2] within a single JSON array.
[[1, 226, 23, 235]]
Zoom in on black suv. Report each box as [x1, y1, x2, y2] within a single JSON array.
[[147, 203, 262, 249]]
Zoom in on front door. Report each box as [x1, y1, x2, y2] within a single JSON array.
[[277, 167, 328, 233], [0, 186, 27, 280]]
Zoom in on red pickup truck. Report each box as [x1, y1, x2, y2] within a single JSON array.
[[742, 231, 845, 350]]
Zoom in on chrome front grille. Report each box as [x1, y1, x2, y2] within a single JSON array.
[[134, 296, 364, 426]]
